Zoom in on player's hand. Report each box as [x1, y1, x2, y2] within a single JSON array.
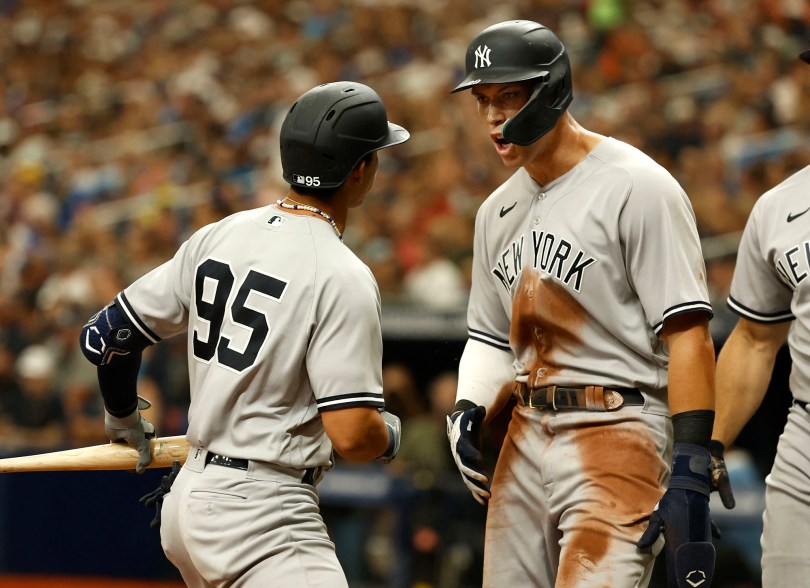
[[637, 443, 715, 588], [104, 396, 156, 474], [377, 410, 401, 464], [446, 405, 490, 505], [708, 439, 736, 509]]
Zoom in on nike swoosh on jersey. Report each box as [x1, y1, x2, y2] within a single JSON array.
[[500, 202, 517, 217], [787, 206, 810, 222]]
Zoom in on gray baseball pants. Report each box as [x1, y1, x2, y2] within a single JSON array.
[[160, 447, 346, 588]]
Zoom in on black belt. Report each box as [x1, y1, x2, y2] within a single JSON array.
[[515, 383, 644, 412], [204, 453, 318, 485]]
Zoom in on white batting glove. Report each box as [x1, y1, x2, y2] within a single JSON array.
[[104, 396, 156, 474], [446, 405, 491, 505], [377, 410, 401, 463]]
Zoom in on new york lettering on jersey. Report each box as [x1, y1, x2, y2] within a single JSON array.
[[491, 230, 597, 294]]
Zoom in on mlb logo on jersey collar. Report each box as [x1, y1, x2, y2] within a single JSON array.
[[268, 215, 287, 228]]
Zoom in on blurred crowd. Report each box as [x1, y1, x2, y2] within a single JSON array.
[[0, 0, 809, 493]]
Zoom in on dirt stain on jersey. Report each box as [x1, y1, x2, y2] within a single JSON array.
[[555, 419, 666, 587], [510, 268, 588, 387]]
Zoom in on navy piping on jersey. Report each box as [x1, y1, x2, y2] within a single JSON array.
[[317, 392, 385, 412], [728, 296, 794, 324], [653, 301, 714, 335], [468, 328, 511, 351], [117, 291, 161, 344]]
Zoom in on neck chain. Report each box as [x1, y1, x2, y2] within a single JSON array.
[[276, 198, 342, 241]]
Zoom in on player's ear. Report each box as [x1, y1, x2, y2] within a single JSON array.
[[348, 153, 373, 185]]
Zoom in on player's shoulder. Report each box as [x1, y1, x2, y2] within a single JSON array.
[[477, 168, 535, 216], [189, 207, 265, 238], [755, 164, 810, 210], [593, 138, 686, 206], [593, 138, 678, 184]]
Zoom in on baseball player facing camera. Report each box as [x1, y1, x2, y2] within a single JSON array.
[[80, 81, 408, 587], [709, 50, 810, 588], [446, 21, 717, 587]]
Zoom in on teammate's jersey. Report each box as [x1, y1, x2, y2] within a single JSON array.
[[467, 137, 712, 414], [728, 165, 810, 402], [116, 205, 385, 468]]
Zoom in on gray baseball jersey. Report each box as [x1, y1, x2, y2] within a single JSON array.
[[726, 164, 810, 587], [467, 137, 712, 415], [117, 204, 385, 468], [727, 164, 810, 403]]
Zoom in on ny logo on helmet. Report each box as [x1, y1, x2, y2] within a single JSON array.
[[474, 45, 491, 68]]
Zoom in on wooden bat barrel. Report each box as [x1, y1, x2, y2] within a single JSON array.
[[0, 436, 190, 472]]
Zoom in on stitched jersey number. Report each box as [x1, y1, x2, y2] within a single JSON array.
[[193, 259, 287, 371]]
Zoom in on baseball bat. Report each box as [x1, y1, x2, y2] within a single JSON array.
[[0, 436, 190, 473]]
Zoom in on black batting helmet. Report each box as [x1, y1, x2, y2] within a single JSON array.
[[280, 81, 410, 190], [452, 20, 573, 146]]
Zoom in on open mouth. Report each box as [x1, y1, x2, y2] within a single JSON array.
[[492, 133, 514, 153]]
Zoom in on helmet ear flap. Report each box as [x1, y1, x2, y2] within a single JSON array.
[[501, 57, 573, 146]]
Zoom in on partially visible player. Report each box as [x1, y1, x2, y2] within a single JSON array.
[[709, 50, 810, 588], [79, 81, 408, 587], [446, 20, 717, 587]]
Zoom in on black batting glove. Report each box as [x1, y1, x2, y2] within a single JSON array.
[[709, 439, 736, 509], [446, 404, 490, 505], [637, 442, 716, 588], [139, 460, 181, 530]]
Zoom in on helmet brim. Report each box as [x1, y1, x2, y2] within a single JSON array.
[[451, 68, 547, 93], [378, 122, 410, 149]]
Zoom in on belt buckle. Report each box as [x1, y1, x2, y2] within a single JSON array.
[[604, 390, 625, 411]]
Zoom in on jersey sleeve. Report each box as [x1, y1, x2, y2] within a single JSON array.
[[118, 231, 202, 342], [619, 168, 712, 335], [467, 203, 512, 351], [728, 199, 794, 323], [307, 262, 385, 412]]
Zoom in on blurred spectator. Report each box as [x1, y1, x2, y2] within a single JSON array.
[[396, 370, 457, 481], [0, 344, 66, 453]]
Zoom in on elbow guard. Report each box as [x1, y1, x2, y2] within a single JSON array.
[[80, 301, 153, 366]]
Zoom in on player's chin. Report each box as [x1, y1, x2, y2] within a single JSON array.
[[492, 140, 521, 164], [496, 147, 525, 168]]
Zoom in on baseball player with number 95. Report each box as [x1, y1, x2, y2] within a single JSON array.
[[79, 81, 408, 587], [446, 20, 718, 587]]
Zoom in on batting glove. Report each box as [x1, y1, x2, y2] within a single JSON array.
[[377, 410, 401, 464], [708, 439, 736, 509], [637, 442, 716, 588], [104, 396, 156, 474], [446, 405, 490, 505], [139, 460, 181, 530]]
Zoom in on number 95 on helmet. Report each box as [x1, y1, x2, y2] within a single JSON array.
[[452, 20, 573, 146], [280, 81, 410, 190]]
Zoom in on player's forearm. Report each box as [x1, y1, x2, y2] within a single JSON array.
[[456, 338, 515, 423], [664, 317, 716, 416], [322, 407, 391, 463], [712, 320, 787, 446]]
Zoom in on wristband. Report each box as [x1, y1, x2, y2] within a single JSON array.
[[672, 409, 714, 447], [453, 399, 479, 414]]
